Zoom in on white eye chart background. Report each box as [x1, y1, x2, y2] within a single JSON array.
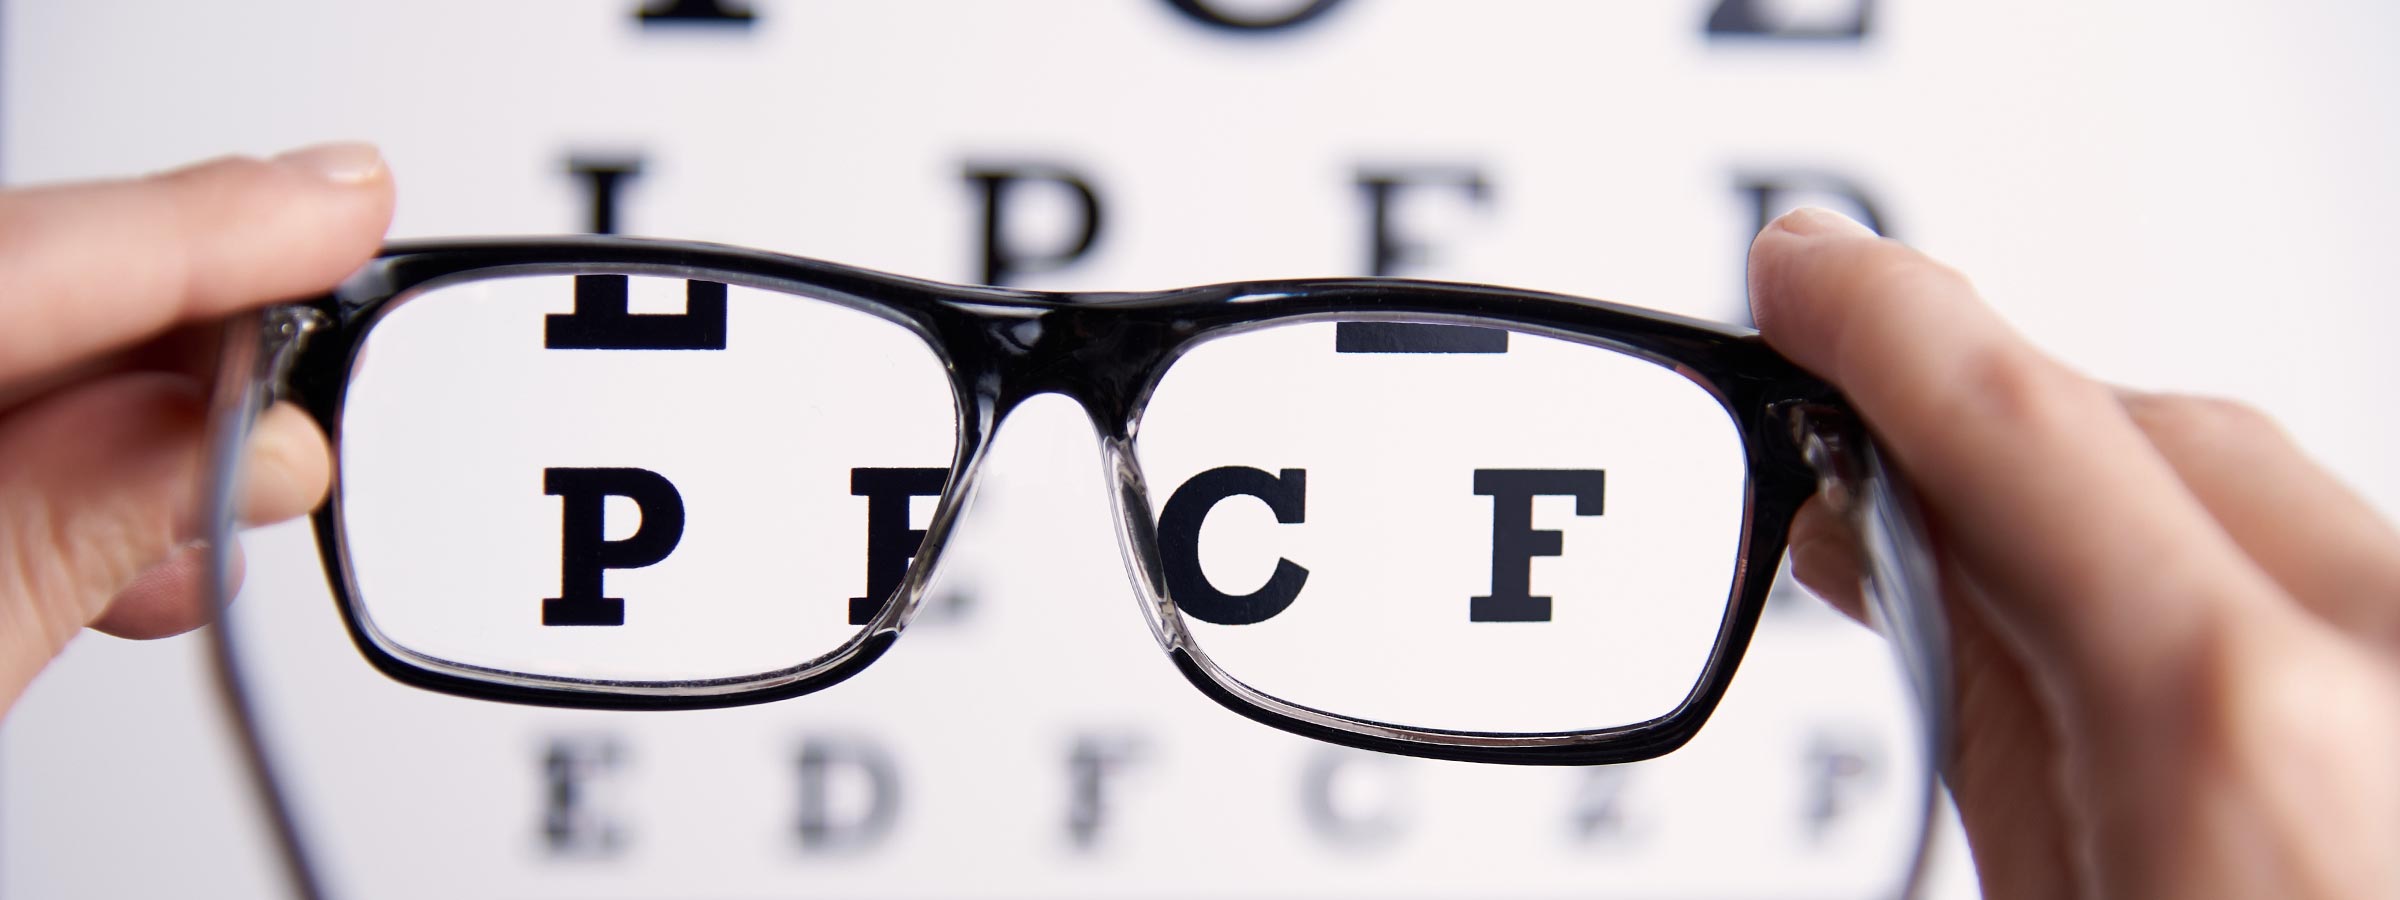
[[6, 2, 2398, 898]]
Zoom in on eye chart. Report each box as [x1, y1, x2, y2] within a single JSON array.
[[6, 3, 2397, 898]]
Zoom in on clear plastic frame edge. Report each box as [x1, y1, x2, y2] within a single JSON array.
[[208, 234, 1921, 769]]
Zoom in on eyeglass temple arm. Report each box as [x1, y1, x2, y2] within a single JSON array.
[[1787, 404, 1955, 898], [203, 304, 338, 900], [1788, 405, 1953, 751]]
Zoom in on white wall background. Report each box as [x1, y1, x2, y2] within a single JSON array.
[[6, 2, 2397, 897]]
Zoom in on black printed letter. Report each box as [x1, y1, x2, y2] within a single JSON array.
[[1066, 734, 1147, 851], [1158, 466, 1308, 626], [545, 467, 686, 627], [546, 274, 729, 350], [1300, 750, 1407, 850], [566, 154, 642, 235], [964, 164, 1105, 286], [796, 737, 901, 854], [850, 467, 949, 626], [1163, 0, 1347, 32], [1571, 767, 1642, 844], [1342, 167, 1505, 352], [1802, 730, 1880, 843], [540, 736, 627, 857], [1472, 469, 1605, 623]]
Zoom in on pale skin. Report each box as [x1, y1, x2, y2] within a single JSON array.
[[0, 144, 390, 712], [1761, 208, 2400, 899], [0, 148, 2392, 898]]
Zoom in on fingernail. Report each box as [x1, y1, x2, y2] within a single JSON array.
[[1773, 206, 1875, 238], [272, 141, 386, 186]]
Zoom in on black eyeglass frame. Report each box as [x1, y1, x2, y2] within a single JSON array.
[[206, 235, 1941, 771]]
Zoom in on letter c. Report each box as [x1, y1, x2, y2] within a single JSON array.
[[1157, 466, 1309, 625]]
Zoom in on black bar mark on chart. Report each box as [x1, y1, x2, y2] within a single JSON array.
[[1335, 322, 1508, 353], [638, 0, 755, 27]]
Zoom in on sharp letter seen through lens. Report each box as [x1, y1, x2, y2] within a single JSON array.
[[546, 274, 729, 350], [1159, 466, 1309, 626], [1470, 469, 1605, 623], [849, 467, 948, 626], [544, 467, 687, 627]]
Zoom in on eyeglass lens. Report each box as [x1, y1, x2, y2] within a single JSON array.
[[1139, 321, 1747, 733], [338, 272, 1749, 735], [339, 274, 958, 683]]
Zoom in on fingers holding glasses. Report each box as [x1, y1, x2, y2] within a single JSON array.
[[1748, 207, 2286, 716], [0, 144, 392, 391], [0, 145, 387, 713], [80, 399, 329, 642], [0, 374, 323, 633], [1782, 493, 1867, 621], [2117, 391, 2400, 647], [1781, 390, 2400, 651], [1749, 208, 2400, 898]]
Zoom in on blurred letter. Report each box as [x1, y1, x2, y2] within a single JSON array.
[[1355, 166, 1491, 277], [1342, 167, 1502, 351], [1570, 766, 1644, 844], [1735, 171, 1889, 240], [1066, 734, 1148, 850], [797, 737, 902, 854], [1802, 730, 1882, 844], [565, 154, 642, 235], [1301, 750, 1408, 850], [965, 164, 1105, 286], [541, 736, 628, 857]]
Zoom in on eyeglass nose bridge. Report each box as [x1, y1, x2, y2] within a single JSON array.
[[934, 298, 1203, 658], [951, 297, 1189, 441]]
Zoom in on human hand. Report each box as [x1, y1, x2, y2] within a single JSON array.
[[0, 144, 394, 717], [1751, 208, 2400, 899]]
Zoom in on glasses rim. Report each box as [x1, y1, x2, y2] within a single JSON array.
[[224, 234, 1863, 768]]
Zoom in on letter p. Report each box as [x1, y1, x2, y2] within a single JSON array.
[[545, 467, 686, 626]]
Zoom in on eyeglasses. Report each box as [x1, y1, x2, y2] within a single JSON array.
[[200, 235, 1949, 771]]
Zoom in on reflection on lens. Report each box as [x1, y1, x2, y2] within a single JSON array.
[[1138, 320, 1749, 734], [338, 274, 957, 684]]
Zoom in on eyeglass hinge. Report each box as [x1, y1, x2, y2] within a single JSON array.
[[1779, 401, 1863, 518], [258, 305, 331, 404]]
